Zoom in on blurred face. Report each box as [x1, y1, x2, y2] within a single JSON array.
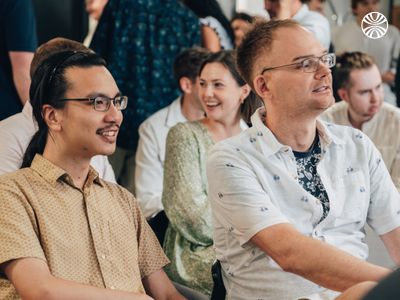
[[199, 62, 247, 123], [255, 26, 334, 117], [85, 0, 108, 20], [58, 66, 123, 158], [264, 0, 280, 18], [354, 0, 380, 21], [231, 19, 253, 47], [341, 65, 383, 123]]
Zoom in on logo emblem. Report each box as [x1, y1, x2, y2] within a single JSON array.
[[361, 12, 388, 39]]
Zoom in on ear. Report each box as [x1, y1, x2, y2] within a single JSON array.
[[337, 87, 349, 103], [42, 104, 62, 132], [179, 77, 193, 94], [240, 84, 251, 103], [253, 74, 270, 99]]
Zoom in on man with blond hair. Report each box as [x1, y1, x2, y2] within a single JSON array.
[[207, 20, 400, 299]]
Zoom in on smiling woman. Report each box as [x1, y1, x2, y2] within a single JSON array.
[[161, 50, 262, 295]]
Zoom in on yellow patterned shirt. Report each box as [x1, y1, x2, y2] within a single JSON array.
[[0, 154, 169, 299]]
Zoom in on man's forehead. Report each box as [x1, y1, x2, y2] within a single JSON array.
[[266, 26, 324, 59]]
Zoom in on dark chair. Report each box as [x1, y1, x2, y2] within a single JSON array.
[[210, 260, 226, 300], [148, 210, 169, 246]]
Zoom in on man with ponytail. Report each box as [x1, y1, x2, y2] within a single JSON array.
[[0, 38, 115, 181], [0, 44, 186, 299]]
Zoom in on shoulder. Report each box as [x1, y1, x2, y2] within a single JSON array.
[[320, 101, 348, 121], [140, 105, 170, 131], [168, 121, 203, 138], [379, 103, 400, 122], [209, 128, 253, 158], [0, 168, 36, 191]]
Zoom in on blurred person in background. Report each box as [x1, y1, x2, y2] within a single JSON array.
[[84, 0, 109, 46], [183, 0, 234, 51], [0, 0, 37, 120], [264, 0, 330, 49], [321, 51, 400, 190], [230, 12, 255, 47], [332, 0, 400, 107]]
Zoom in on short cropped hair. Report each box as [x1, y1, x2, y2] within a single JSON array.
[[30, 37, 92, 78], [173, 47, 211, 87], [236, 19, 300, 89], [335, 51, 376, 89]]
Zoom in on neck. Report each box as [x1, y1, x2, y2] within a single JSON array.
[[265, 107, 317, 152], [202, 114, 242, 142], [181, 94, 205, 122], [347, 109, 367, 130], [43, 140, 91, 189]]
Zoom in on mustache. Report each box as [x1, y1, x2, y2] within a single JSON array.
[[96, 124, 120, 134]]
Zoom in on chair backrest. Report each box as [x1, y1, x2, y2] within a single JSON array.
[[210, 260, 226, 300]]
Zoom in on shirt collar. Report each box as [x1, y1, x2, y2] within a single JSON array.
[[30, 154, 102, 188], [165, 96, 187, 127], [251, 107, 345, 157]]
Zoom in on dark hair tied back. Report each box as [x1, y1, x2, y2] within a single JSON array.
[[21, 50, 106, 168]]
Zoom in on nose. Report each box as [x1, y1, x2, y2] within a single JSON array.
[[315, 60, 331, 79], [105, 101, 123, 125], [203, 84, 214, 99], [370, 89, 380, 104]]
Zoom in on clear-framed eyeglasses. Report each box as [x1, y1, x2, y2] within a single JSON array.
[[260, 53, 336, 75], [58, 95, 128, 112]]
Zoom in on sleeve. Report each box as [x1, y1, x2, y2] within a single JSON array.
[[207, 144, 289, 246], [4, 0, 37, 52], [126, 190, 169, 279], [0, 130, 24, 175], [389, 143, 400, 192], [0, 178, 46, 277], [367, 138, 400, 235], [135, 121, 164, 218], [162, 124, 213, 246]]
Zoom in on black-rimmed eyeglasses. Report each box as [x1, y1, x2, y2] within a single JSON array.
[[58, 95, 128, 112], [260, 53, 336, 75]]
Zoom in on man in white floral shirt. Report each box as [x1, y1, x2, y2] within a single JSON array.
[[207, 20, 400, 300]]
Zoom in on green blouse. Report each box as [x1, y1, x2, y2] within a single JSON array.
[[162, 121, 215, 295]]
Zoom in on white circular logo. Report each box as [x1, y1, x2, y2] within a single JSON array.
[[361, 12, 388, 39]]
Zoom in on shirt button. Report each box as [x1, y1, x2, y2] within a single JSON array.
[[92, 224, 97, 229], [101, 254, 106, 260], [315, 199, 319, 205], [110, 286, 115, 290]]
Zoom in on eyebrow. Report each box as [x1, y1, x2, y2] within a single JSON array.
[[291, 50, 329, 62], [85, 91, 121, 98]]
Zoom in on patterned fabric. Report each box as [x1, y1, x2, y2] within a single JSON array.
[[0, 155, 169, 299], [90, 0, 201, 151], [293, 135, 330, 223], [321, 101, 400, 191], [207, 107, 400, 300], [200, 16, 233, 50], [162, 121, 215, 295]]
